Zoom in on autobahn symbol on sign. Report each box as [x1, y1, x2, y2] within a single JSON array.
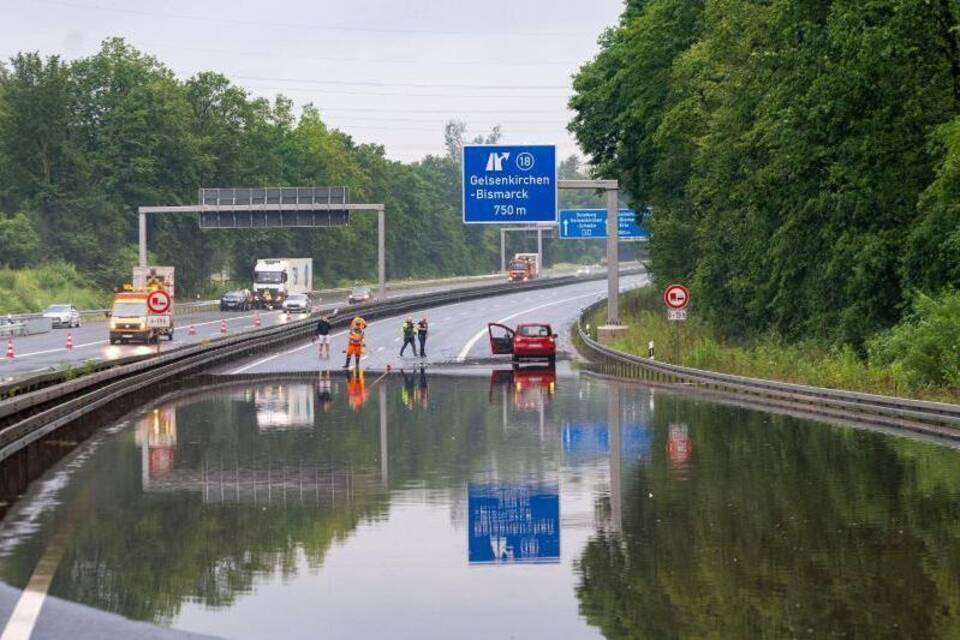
[[147, 290, 171, 314], [663, 284, 689, 310]]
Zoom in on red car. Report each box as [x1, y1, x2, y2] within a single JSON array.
[[488, 322, 557, 366]]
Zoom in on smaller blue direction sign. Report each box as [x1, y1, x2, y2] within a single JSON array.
[[558, 208, 651, 240], [462, 145, 557, 224]]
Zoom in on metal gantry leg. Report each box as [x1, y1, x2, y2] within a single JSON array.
[[605, 186, 619, 325], [378, 206, 386, 300], [139, 211, 148, 267]]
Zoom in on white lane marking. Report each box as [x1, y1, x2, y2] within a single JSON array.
[[11, 311, 284, 359], [456, 291, 604, 362], [0, 530, 70, 640]]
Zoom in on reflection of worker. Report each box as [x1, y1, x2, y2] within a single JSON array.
[[313, 313, 333, 359], [315, 370, 333, 413], [417, 318, 429, 358], [400, 318, 417, 357], [401, 369, 415, 409], [343, 316, 367, 370], [346, 369, 368, 410], [418, 366, 429, 408]]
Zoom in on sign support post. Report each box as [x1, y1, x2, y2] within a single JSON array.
[[138, 202, 387, 301], [556, 180, 626, 334], [606, 186, 619, 324]]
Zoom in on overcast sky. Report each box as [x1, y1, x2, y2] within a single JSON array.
[[0, 0, 624, 163]]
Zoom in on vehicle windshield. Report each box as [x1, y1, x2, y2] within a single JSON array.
[[112, 302, 146, 317], [518, 325, 551, 337], [255, 272, 283, 284], [46, 305, 70, 312], [287, 295, 307, 302], [508, 261, 527, 270], [352, 287, 369, 295], [224, 291, 245, 298]]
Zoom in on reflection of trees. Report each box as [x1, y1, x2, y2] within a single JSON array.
[[576, 402, 960, 638], [28, 376, 617, 625]]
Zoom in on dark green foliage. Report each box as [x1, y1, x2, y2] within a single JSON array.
[[0, 39, 599, 295], [570, 0, 960, 348]]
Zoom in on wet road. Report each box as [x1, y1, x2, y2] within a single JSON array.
[[4, 372, 960, 638], [224, 273, 648, 375], [0, 275, 522, 381]]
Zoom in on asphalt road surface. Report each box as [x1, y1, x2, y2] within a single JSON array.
[[0, 275, 550, 381], [223, 272, 649, 375]]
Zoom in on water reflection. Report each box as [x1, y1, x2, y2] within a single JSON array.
[[468, 484, 560, 564], [2, 374, 960, 638]]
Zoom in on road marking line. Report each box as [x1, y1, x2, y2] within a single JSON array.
[[456, 291, 603, 362], [0, 530, 70, 640], [12, 311, 284, 359]]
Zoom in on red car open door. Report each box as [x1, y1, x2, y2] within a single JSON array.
[[488, 323, 515, 355]]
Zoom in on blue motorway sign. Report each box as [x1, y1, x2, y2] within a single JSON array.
[[462, 145, 557, 224], [468, 483, 560, 564], [558, 208, 651, 240]]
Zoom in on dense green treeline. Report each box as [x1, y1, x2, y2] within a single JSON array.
[[0, 39, 598, 297], [571, 0, 960, 348]]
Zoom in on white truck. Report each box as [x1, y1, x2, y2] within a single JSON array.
[[253, 258, 313, 309]]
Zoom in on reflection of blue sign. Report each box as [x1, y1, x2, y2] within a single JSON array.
[[462, 145, 557, 224], [558, 208, 651, 239], [562, 423, 653, 461], [468, 484, 560, 564]]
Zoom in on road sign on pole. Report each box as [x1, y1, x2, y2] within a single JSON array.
[[663, 284, 689, 310], [146, 290, 171, 314], [558, 208, 650, 240], [462, 145, 557, 224]]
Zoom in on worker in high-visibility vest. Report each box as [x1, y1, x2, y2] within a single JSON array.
[[343, 316, 367, 370]]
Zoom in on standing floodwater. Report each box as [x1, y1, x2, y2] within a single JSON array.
[[2, 372, 960, 639]]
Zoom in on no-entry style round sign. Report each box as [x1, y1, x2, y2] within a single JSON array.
[[146, 289, 171, 314], [663, 284, 690, 310]]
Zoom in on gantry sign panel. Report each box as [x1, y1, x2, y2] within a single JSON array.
[[198, 187, 350, 229]]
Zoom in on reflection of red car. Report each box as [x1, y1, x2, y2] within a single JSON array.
[[489, 367, 557, 409], [488, 322, 557, 366]]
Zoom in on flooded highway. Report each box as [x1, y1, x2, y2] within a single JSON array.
[[3, 370, 960, 638]]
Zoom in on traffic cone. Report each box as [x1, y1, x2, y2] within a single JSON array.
[[220, 319, 227, 335], [5, 339, 13, 359], [65, 333, 73, 351], [189, 324, 196, 336], [254, 311, 262, 328]]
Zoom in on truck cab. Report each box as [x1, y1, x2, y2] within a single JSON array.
[[108, 292, 174, 344], [506, 253, 540, 282]]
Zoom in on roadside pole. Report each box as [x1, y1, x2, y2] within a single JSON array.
[[377, 205, 386, 300], [500, 229, 506, 272], [537, 227, 543, 275], [605, 186, 619, 324], [138, 211, 147, 267]]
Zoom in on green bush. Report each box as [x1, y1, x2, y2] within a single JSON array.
[[0, 263, 109, 314], [868, 291, 960, 387]]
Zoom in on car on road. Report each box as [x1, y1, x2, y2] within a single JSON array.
[[488, 322, 557, 366], [575, 266, 592, 277], [43, 304, 82, 328], [348, 285, 372, 304], [282, 293, 312, 314], [220, 289, 252, 311]]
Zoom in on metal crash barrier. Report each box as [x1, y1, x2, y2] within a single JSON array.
[[576, 298, 960, 440]]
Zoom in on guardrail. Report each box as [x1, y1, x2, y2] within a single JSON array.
[[0, 267, 642, 463], [576, 298, 960, 440]]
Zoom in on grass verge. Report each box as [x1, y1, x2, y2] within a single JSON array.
[[587, 288, 960, 403]]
